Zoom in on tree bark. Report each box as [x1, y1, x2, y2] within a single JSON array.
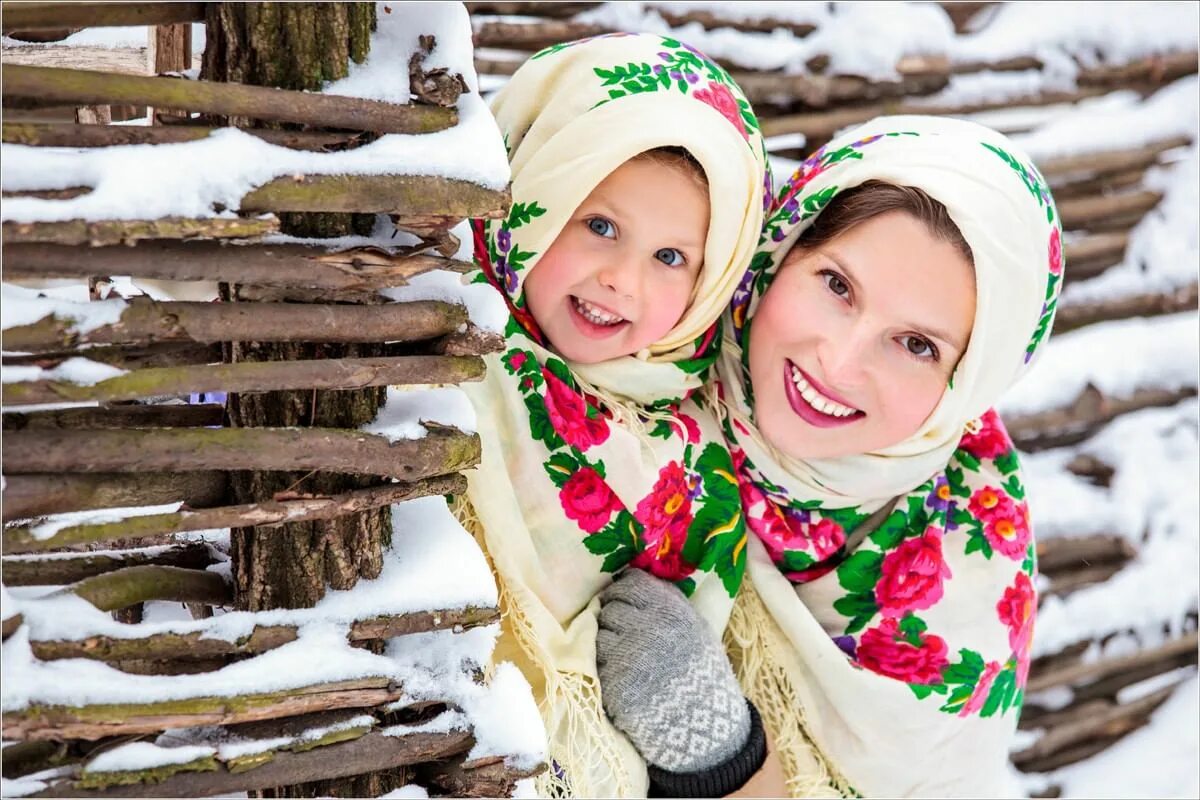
[[3, 354, 484, 406], [5, 677, 408, 741], [2, 216, 279, 246], [2, 121, 366, 150], [3, 543, 214, 586], [31, 605, 500, 664], [3, 296, 467, 352], [2, 426, 481, 480], [1, 471, 227, 522], [1, 3, 205, 32], [2, 65, 455, 134], [4, 474, 467, 554], [1053, 282, 1198, 333], [2, 242, 472, 290]]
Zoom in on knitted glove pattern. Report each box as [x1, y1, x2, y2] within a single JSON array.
[[596, 568, 759, 784]]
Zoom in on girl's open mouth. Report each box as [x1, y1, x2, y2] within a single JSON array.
[[569, 295, 630, 339], [783, 360, 865, 428]]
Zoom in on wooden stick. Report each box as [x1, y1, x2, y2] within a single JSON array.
[[1051, 166, 1148, 202], [1, 2, 205, 32], [63, 564, 231, 612], [4, 676, 408, 741], [1025, 632, 1198, 694], [30, 604, 499, 663], [2, 296, 468, 352], [760, 86, 1113, 140], [655, 8, 817, 37], [2, 425, 481, 481], [420, 753, 547, 798], [1071, 646, 1198, 704], [1006, 384, 1198, 452], [1044, 563, 1125, 597], [2, 241, 473, 290], [2, 542, 214, 586], [1053, 282, 1198, 333], [3, 403, 224, 431], [2, 121, 367, 150], [2, 216, 280, 247], [1039, 135, 1191, 178], [1011, 683, 1178, 768], [2, 471, 227, 523], [472, 19, 613, 51], [4, 474, 467, 554], [238, 174, 511, 217], [1057, 190, 1163, 231], [1062, 231, 1129, 282], [31, 728, 475, 796], [464, 1, 600, 18], [3, 354, 485, 406], [3, 343, 224, 371], [1036, 534, 1136, 574], [2, 612, 23, 640], [2, 66, 456, 135]]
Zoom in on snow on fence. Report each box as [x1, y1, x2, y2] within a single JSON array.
[[473, 2, 1200, 797], [2, 3, 545, 798]]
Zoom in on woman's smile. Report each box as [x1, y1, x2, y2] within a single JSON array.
[[782, 360, 865, 428]]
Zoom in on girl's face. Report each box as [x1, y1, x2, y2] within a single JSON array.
[[524, 157, 709, 364], [748, 211, 976, 460]]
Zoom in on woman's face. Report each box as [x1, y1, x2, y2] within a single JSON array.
[[748, 210, 976, 460]]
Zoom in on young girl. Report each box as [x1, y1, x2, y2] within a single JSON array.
[[599, 115, 1062, 796], [462, 33, 772, 797]]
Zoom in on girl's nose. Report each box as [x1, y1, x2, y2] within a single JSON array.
[[596, 257, 638, 300]]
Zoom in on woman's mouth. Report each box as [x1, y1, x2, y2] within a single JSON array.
[[568, 295, 629, 339], [783, 360, 864, 428]]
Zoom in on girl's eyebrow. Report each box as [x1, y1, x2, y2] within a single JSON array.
[[823, 252, 969, 354]]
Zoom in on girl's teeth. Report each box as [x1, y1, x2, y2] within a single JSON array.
[[790, 366, 858, 418], [574, 297, 624, 326]]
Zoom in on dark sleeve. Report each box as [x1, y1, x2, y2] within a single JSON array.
[[647, 700, 768, 798]]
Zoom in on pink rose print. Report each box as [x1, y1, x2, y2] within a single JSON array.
[[504, 351, 528, 372], [542, 367, 610, 451], [631, 461, 695, 581], [959, 660, 1002, 717], [693, 81, 749, 141], [807, 518, 846, 562], [968, 486, 1012, 525], [1049, 227, 1063, 276], [856, 618, 950, 685], [559, 467, 622, 533], [959, 410, 1013, 460], [875, 528, 953, 616], [997, 571, 1036, 684], [984, 501, 1032, 560]]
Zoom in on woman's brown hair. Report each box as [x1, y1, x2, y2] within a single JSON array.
[[799, 180, 973, 265]]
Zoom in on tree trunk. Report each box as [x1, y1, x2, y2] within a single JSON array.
[[201, 0, 383, 673]]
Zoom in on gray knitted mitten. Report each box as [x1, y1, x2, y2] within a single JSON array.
[[595, 568, 751, 774]]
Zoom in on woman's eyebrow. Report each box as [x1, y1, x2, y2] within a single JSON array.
[[825, 251, 969, 353]]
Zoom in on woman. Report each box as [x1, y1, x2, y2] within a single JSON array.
[[597, 115, 1061, 797]]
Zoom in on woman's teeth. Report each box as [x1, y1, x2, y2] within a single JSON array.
[[573, 297, 625, 326], [790, 365, 859, 418]]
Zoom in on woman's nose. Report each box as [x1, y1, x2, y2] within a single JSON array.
[[816, 327, 870, 388]]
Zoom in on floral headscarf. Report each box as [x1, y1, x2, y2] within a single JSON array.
[[693, 115, 1062, 796], [461, 33, 769, 797]]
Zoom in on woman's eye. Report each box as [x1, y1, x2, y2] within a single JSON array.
[[822, 271, 850, 297], [655, 247, 686, 267], [899, 335, 939, 361], [587, 217, 615, 238]]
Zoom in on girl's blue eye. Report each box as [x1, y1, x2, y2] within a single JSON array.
[[898, 335, 940, 362], [655, 247, 686, 267], [587, 217, 615, 238]]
